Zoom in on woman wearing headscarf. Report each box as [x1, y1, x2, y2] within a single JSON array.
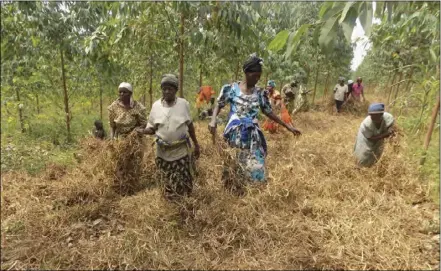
[[263, 80, 283, 133], [138, 74, 200, 200], [352, 77, 365, 102], [108, 82, 147, 139], [208, 54, 301, 189], [353, 103, 395, 167]]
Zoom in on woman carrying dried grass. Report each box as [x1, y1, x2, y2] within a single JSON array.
[[108, 82, 147, 139], [262, 80, 283, 133], [354, 103, 395, 167], [138, 74, 200, 200], [208, 54, 301, 189]]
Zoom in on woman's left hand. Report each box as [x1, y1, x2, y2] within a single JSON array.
[[194, 144, 201, 159], [288, 126, 302, 136]]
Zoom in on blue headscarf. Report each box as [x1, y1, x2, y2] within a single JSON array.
[[267, 80, 276, 88], [368, 103, 385, 114]]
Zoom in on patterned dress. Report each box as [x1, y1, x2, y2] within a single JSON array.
[[217, 82, 272, 183], [108, 99, 147, 138]]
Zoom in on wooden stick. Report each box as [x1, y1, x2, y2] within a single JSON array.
[[420, 95, 440, 165]]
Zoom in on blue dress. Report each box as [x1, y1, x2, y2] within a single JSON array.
[[217, 82, 272, 182]]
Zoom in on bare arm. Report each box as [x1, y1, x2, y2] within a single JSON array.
[[188, 122, 200, 159], [142, 127, 155, 135], [188, 122, 199, 147], [208, 104, 222, 133], [368, 125, 395, 141], [108, 108, 116, 139]]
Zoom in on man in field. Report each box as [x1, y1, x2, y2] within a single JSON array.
[[354, 103, 395, 167], [333, 77, 348, 113]]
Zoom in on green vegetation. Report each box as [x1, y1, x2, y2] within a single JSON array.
[[1, 1, 439, 269]]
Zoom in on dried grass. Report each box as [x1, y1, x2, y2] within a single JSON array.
[[1, 111, 439, 270]]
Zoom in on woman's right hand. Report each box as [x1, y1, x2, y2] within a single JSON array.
[[208, 121, 217, 135], [135, 127, 145, 134]]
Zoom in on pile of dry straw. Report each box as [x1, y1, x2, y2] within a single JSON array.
[[1, 109, 439, 269]]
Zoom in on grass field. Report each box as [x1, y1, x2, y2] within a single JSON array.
[[1, 97, 439, 269]]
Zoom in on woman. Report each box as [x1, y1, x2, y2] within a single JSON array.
[[263, 80, 283, 133], [108, 82, 147, 139], [352, 77, 365, 102], [208, 54, 301, 190], [354, 103, 395, 167], [138, 74, 200, 199]]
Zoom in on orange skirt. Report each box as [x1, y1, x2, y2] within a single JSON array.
[[280, 105, 293, 125], [263, 119, 278, 133]]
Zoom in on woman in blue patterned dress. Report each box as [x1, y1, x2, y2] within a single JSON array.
[[208, 54, 301, 192]]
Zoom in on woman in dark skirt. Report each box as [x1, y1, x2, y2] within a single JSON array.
[[138, 74, 200, 200]]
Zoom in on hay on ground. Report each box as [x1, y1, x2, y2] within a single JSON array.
[[1, 111, 439, 270]]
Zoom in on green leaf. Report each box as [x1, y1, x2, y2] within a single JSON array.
[[339, 1, 356, 24], [268, 29, 289, 52], [319, 17, 338, 49], [341, 7, 357, 42], [402, 11, 420, 27], [430, 48, 438, 63], [359, 2, 373, 36], [375, 2, 385, 18], [285, 24, 310, 58], [386, 2, 393, 22], [319, 1, 334, 19]]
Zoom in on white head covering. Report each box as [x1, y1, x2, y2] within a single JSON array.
[[348, 80, 354, 84], [118, 82, 133, 93], [118, 82, 134, 107]]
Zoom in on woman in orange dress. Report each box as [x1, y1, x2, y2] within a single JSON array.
[[263, 80, 293, 132]]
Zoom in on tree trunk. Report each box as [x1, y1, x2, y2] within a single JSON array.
[[404, 67, 414, 93], [199, 58, 203, 87], [99, 86, 103, 120], [393, 72, 403, 105], [60, 46, 71, 142], [322, 71, 330, 101], [264, 72, 269, 87], [312, 55, 320, 104], [235, 61, 240, 81], [179, 11, 185, 98], [149, 59, 153, 109], [387, 72, 397, 105], [420, 95, 440, 165], [15, 87, 25, 133], [36, 93, 40, 114], [142, 78, 146, 106]]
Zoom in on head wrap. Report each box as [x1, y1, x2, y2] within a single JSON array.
[[161, 74, 179, 89], [118, 82, 133, 93], [94, 120, 103, 129], [338, 76, 345, 82], [243, 53, 263, 73], [267, 80, 276, 88], [368, 103, 385, 114], [118, 82, 134, 107], [348, 80, 354, 84]]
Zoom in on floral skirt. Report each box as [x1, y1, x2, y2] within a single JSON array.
[[155, 155, 193, 199]]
